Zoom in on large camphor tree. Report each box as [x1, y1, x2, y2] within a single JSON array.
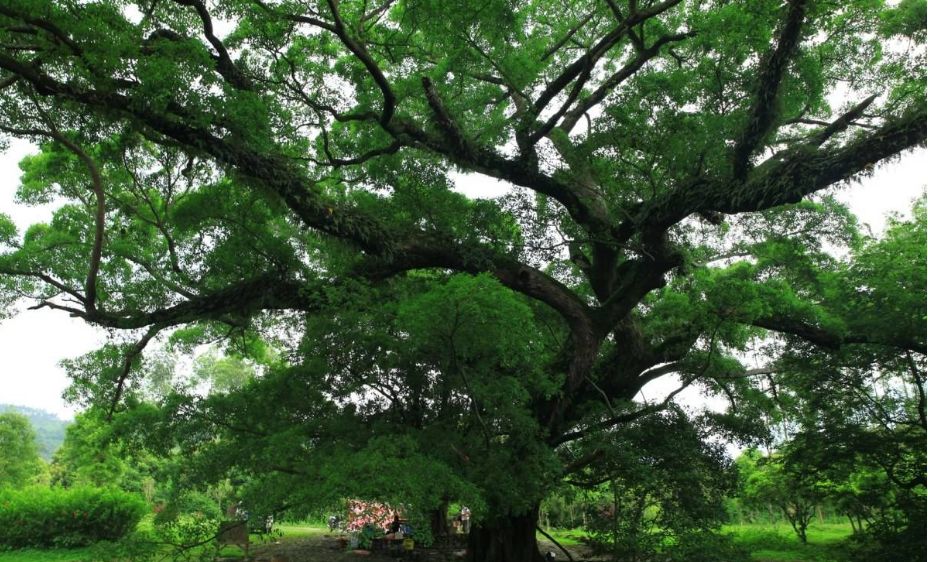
[[0, 0, 924, 559]]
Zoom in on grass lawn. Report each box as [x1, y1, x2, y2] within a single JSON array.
[[0, 521, 855, 562], [723, 521, 853, 561], [0, 548, 94, 562], [277, 522, 329, 538], [0, 524, 326, 562], [538, 527, 587, 546], [540, 521, 855, 561]]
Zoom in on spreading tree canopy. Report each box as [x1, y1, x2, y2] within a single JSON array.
[[0, 0, 924, 559]]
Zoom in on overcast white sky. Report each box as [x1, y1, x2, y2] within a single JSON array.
[[0, 135, 924, 419]]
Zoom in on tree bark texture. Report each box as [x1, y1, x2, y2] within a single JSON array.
[[467, 506, 544, 562]]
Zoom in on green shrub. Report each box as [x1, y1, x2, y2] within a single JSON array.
[[845, 517, 927, 562], [664, 531, 752, 562], [152, 490, 222, 525], [0, 486, 147, 548], [82, 531, 162, 562]]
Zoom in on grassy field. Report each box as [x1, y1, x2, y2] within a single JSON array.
[[539, 527, 587, 546], [0, 523, 362, 562], [0, 526, 304, 562], [0, 521, 854, 562], [276, 522, 328, 538], [0, 548, 94, 562], [540, 521, 855, 562], [724, 521, 853, 561]]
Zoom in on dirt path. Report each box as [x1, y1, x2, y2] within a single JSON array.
[[248, 533, 367, 562], [245, 533, 596, 562], [536, 537, 598, 561]]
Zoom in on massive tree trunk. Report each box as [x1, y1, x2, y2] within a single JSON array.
[[467, 506, 544, 562], [430, 498, 451, 539]]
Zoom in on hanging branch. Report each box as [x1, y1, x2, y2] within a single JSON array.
[[324, 0, 396, 126], [173, 0, 253, 90], [536, 525, 576, 562], [108, 324, 163, 419]]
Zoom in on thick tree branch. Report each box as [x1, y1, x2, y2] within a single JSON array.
[[0, 267, 86, 304], [752, 315, 926, 355], [318, 122, 403, 167], [554, 376, 692, 446], [803, 94, 877, 147], [528, 60, 593, 144], [536, 526, 576, 562], [249, 0, 335, 31], [324, 0, 396, 127], [421, 76, 472, 157], [711, 106, 927, 214], [394, 106, 612, 236], [173, 0, 253, 90], [108, 324, 163, 419], [634, 361, 681, 387], [0, 5, 83, 56], [0, 53, 394, 254], [614, 106, 927, 244], [597, 239, 683, 327], [55, 274, 320, 331], [562, 449, 605, 474], [731, 0, 808, 180]]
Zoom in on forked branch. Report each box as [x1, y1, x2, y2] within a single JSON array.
[[731, 0, 808, 180]]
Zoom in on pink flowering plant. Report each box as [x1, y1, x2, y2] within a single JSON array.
[[344, 499, 395, 533]]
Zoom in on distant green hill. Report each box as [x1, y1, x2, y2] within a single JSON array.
[[0, 404, 70, 460]]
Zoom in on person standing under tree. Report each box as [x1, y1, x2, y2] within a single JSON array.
[[388, 513, 401, 537], [460, 506, 471, 534]]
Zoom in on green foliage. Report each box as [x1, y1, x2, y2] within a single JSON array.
[[50, 411, 164, 499], [0, 486, 146, 548], [0, 547, 95, 562], [879, 0, 927, 39], [191, 350, 257, 395], [724, 522, 853, 562], [844, 501, 926, 562], [0, 413, 44, 488], [843, 200, 926, 347], [81, 533, 163, 562], [664, 531, 751, 562], [152, 490, 222, 525], [569, 409, 738, 560], [0, 406, 69, 462], [149, 513, 226, 562], [0, 0, 923, 556], [737, 449, 827, 544], [0, 214, 16, 250], [738, 205, 928, 556]]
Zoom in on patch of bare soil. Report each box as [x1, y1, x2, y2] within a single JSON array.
[[536, 537, 602, 562], [246, 533, 370, 562], [242, 535, 597, 562]]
